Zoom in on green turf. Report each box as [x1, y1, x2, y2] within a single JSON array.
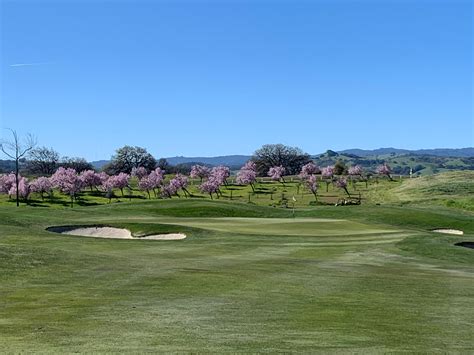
[[0, 197, 473, 352]]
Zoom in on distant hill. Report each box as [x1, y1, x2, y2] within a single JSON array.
[[165, 155, 251, 168], [338, 147, 474, 158], [91, 155, 251, 171], [0, 159, 19, 173], [90, 160, 110, 170]]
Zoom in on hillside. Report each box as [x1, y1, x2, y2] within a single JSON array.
[[313, 151, 474, 176], [339, 147, 474, 158], [165, 155, 251, 167], [365, 171, 474, 210]]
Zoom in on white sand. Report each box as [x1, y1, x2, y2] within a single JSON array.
[[432, 229, 464, 235], [141, 233, 186, 240], [61, 227, 186, 240]]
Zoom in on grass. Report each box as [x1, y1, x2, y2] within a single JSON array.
[[3, 171, 473, 212], [0, 195, 473, 352]]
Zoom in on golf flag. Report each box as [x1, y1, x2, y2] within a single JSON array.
[[292, 196, 296, 202]]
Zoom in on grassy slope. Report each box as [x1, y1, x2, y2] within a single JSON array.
[[0, 198, 473, 352]]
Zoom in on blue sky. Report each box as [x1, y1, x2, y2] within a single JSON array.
[[1, 0, 472, 161]]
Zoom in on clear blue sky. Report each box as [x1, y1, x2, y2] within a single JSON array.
[[1, 0, 472, 161]]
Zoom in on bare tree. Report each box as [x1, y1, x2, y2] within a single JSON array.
[[252, 144, 311, 176], [27, 146, 60, 175], [0, 129, 36, 206]]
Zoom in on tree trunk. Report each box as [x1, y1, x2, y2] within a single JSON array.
[[15, 160, 19, 207], [344, 187, 351, 197]]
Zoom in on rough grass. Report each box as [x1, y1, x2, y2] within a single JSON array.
[[0, 199, 473, 352], [365, 171, 474, 210]]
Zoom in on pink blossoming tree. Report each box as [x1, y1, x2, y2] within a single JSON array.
[[190, 165, 211, 182], [210, 166, 230, 186], [51, 167, 84, 207], [268, 165, 286, 184], [305, 174, 319, 201], [30, 176, 53, 200], [199, 179, 220, 199], [80, 170, 102, 191], [299, 162, 320, 180], [131, 166, 148, 179], [321, 165, 335, 192], [376, 163, 393, 181], [335, 177, 351, 197], [236, 161, 257, 192]]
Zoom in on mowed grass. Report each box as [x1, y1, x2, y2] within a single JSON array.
[[0, 198, 473, 352]]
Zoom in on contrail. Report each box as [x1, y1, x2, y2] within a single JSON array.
[[9, 62, 50, 67]]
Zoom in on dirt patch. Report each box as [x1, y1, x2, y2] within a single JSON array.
[[47, 226, 186, 240], [432, 229, 464, 235], [455, 242, 474, 249]]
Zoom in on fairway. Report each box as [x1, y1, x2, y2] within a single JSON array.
[[1, 200, 473, 352]]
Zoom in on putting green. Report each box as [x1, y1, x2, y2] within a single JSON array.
[[154, 217, 398, 237]]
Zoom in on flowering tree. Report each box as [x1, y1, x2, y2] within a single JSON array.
[[51, 167, 84, 207], [305, 174, 319, 201], [268, 165, 286, 184], [8, 176, 31, 203], [236, 161, 257, 191], [131, 166, 148, 179], [101, 177, 116, 203], [138, 175, 155, 198], [138, 168, 165, 198], [376, 163, 393, 181], [161, 183, 177, 198], [299, 162, 320, 180], [348, 165, 364, 189], [97, 172, 109, 184], [80, 170, 102, 191], [335, 177, 351, 197], [30, 176, 53, 200], [348, 165, 363, 177], [148, 168, 164, 196], [199, 179, 220, 199], [210, 166, 230, 186], [169, 173, 190, 197], [110, 172, 130, 196], [0, 173, 16, 195], [190, 165, 211, 182], [321, 165, 335, 192]]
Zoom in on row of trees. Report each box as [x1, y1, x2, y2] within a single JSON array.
[[230, 160, 392, 201], [0, 130, 394, 207], [0, 159, 393, 206], [0, 167, 185, 207]]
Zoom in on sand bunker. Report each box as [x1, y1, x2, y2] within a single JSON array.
[[455, 242, 474, 249], [432, 229, 464, 235], [48, 226, 186, 240]]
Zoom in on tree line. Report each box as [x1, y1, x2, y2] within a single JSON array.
[[0, 130, 394, 207]]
